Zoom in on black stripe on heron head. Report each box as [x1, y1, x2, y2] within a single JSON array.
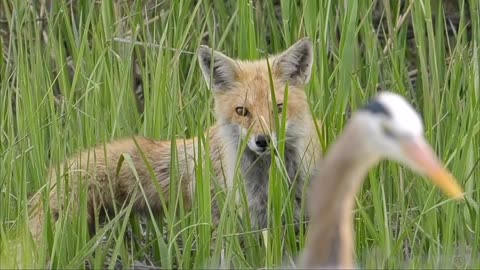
[[361, 99, 392, 118]]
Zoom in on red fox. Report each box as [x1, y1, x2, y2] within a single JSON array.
[[28, 38, 321, 243]]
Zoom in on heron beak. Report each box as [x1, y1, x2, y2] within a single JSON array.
[[402, 137, 464, 200]]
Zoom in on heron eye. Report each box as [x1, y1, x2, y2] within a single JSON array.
[[235, 107, 249, 116], [382, 125, 396, 139], [277, 103, 284, 114]]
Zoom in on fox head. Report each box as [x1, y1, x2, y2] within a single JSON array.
[[198, 38, 314, 155]]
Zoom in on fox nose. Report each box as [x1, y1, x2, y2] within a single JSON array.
[[255, 135, 270, 149]]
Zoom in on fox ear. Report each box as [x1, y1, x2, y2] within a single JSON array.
[[273, 38, 313, 86], [198, 46, 238, 92]]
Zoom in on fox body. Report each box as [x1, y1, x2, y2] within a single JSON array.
[[28, 38, 321, 242]]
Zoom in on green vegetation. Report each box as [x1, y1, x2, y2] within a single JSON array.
[[1, 0, 478, 268]]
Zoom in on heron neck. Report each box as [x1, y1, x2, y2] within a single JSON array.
[[300, 123, 379, 268]]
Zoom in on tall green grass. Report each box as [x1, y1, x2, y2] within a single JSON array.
[[0, 0, 478, 268]]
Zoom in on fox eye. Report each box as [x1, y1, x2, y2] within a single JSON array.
[[277, 103, 284, 113], [235, 107, 249, 116]]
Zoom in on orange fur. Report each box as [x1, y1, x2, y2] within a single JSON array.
[[28, 38, 322, 244]]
